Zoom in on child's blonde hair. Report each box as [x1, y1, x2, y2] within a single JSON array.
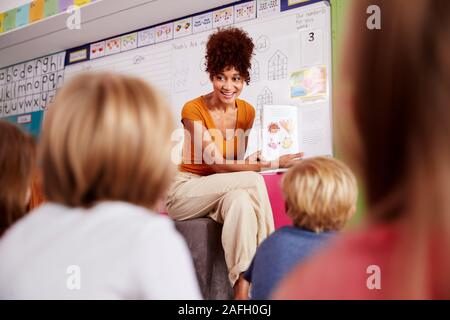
[[41, 72, 175, 209], [281, 156, 357, 232]]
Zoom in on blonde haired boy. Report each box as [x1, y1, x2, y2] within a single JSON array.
[[0, 73, 201, 299], [243, 156, 357, 299]]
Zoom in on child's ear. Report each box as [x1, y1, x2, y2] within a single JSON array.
[[25, 187, 31, 206], [347, 205, 356, 219]]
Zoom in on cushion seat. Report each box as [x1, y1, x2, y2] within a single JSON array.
[[174, 218, 233, 300]]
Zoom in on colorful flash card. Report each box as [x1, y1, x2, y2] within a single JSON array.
[[29, 0, 45, 23], [4, 9, 17, 32], [74, 0, 91, 6], [59, 0, 74, 12], [192, 12, 212, 34], [90, 41, 105, 59], [155, 23, 173, 43], [69, 48, 87, 63], [44, 0, 59, 17], [105, 37, 121, 55], [212, 7, 234, 28], [257, 0, 280, 18], [0, 13, 4, 33], [16, 4, 30, 28], [234, 1, 256, 23], [173, 17, 192, 39], [121, 33, 138, 51], [138, 28, 155, 47]]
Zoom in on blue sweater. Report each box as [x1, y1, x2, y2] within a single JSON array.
[[244, 226, 334, 300]]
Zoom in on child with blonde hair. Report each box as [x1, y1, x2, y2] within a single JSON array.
[[0, 73, 201, 299], [243, 156, 357, 299]]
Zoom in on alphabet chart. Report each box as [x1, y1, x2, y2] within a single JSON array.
[[0, 52, 65, 120]]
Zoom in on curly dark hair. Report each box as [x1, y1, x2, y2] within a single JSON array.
[[205, 27, 254, 85]]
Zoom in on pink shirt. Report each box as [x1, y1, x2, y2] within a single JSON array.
[[273, 222, 441, 299]]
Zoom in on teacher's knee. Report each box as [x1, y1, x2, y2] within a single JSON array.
[[236, 171, 265, 188], [222, 190, 252, 209], [221, 190, 256, 224]]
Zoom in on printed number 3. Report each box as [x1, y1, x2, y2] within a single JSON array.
[[309, 32, 315, 42]]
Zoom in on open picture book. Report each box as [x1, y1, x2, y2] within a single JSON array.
[[245, 104, 333, 170], [261, 105, 300, 161]]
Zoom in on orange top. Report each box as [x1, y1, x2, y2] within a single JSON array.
[[180, 96, 255, 176]]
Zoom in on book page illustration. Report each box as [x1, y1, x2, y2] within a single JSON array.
[[261, 105, 300, 161]]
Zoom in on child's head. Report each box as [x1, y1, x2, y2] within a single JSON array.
[[339, 0, 450, 220], [41, 72, 175, 210], [281, 156, 357, 233], [338, 0, 450, 297], [0, 120, 36, 234]]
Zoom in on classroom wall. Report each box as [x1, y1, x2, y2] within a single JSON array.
[[1, 0, 365, 226]]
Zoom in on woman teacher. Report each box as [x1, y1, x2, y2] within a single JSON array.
[[166, 27, 302, 298]]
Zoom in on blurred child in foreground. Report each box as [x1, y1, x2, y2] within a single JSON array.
[[274, 0, 450, 299]]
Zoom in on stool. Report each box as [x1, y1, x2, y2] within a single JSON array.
[[174, 218, 233, 300]]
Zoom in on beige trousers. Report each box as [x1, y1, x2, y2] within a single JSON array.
[[165, 171, 275, 286]]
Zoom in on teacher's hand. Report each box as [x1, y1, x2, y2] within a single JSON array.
[[246, 150, 269, 162], [277, 152, 304, 168], [245, 150, 261, 162]]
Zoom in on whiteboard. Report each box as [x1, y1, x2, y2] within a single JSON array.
[[64, 0, 333, 159]]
